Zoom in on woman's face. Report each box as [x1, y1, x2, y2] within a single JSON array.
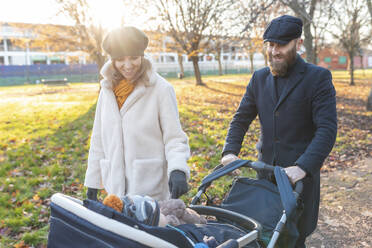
[[114, 56, 142, 81]]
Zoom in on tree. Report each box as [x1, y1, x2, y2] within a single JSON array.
[[279, 0, 318, 64], [245, 1, 287, 67], [367, 0, 372, 26], [329, 0, 371, 85], [147, 30, 187, 77], [153, 0, 232, 85], [8, 23, 78, 62], [365, 0, 372, 110], [311, 0, 334, 64], [204, 0, 275, 75], [54, 0, 107, 71], [236, 0, 276, 72]]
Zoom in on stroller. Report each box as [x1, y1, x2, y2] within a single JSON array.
[[48, 160, 303, 248]]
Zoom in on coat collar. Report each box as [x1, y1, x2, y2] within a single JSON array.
[[266, 55, 307, 110], [99, 60, 158, 116], [100, 60, 156, 89]]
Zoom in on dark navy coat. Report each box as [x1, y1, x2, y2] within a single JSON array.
[[223, 56, 337, 236]]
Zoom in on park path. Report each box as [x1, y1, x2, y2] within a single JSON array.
[[307, 157, 372, 248]]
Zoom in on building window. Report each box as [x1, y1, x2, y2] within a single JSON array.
[[165, 55, 175, 63], [338, 56, 347, 64], [324, 57, 331, 63], [32, 56, 47, 64], [152, 55, 160, 63], [0, 56, 4, 65]]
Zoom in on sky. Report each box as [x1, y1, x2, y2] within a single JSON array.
[[0, 0, 143, 29]]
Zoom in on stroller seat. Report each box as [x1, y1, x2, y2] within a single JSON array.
[[48, 193, 260, 248]]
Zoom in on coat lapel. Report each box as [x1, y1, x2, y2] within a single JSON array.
[[274, 56, 306, 110], [120, 83, 146, 116], [266, 73, 277, 104]]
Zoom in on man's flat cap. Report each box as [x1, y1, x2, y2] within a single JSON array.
[[263, 15, 303, 44]]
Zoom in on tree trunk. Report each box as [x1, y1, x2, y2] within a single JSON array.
[[367, 0, 372, 26], [348, 52, 355, 86], [249, 53, 254, 73], [95, 53, 106, 81], [367, 87, 372, 111], [191, 56, 204, 86], [177, 54, 185, 78], [313, 40, 318, 65], [217, 51, 223, 76], [303, 20, 316, 64], [262, 47, 268, 67]]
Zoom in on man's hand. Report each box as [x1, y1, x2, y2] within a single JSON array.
[[284, 166, 306, 185], [221, 154, 239, 166]]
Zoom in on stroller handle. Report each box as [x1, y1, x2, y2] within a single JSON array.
[[252, 161, 303, 199], [191, 160, 303, 205]]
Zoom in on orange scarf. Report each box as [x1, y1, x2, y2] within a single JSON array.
[[113, 79, 135, 109]]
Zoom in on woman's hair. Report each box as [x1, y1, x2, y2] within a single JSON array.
[[111, 57, 152, 88]]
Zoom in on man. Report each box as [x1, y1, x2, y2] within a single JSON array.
[[221, 15, 337, 247]]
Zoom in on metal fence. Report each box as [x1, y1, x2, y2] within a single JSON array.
[[0, 62, 256, 86], [0, 64, 99, 86]]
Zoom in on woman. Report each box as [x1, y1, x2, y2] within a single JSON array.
[[84, 26, 190, 201]]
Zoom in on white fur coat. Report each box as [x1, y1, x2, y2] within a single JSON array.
[[84, 60, 190, 200]]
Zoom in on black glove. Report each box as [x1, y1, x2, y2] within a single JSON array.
[[87, 187, 98, 201], [168, 170, 188, 199]]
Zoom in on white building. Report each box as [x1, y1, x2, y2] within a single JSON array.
[[0, 22, 88, 66]]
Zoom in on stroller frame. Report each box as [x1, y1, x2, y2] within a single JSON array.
[[48, 160, 302, 248], [189, 160, 303, 248]]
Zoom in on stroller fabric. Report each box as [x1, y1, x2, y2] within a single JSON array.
[[82, 199, 193, 247], [221, 177, 302, 248], [49, 202, 153, 248], [84, 199, 258, 247], [177, 222, 260, 248]]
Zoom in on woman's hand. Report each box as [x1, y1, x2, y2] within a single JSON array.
[[168, 170, 188, 199], [87, 188, 98, 201]]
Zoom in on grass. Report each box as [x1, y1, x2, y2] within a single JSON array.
[[0, 72, 371, 247]]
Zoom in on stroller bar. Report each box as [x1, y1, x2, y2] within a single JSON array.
[[267, 211, 287, 248], [237, 230, 259, 247], [189, 205, 262, 233], [216, 230, 258, 248], [192, 160, 250, 205], [250, 161, 275, 171]]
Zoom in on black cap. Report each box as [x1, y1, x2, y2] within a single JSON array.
[[263, 15, 303, 44], [102, 26, 149, 59]]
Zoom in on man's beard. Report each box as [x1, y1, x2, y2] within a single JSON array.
[[268, 45, 297, 77]]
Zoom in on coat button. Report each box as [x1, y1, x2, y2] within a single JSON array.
[[275, 111, 279, 117]]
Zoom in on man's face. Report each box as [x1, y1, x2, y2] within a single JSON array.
[[266, 39, 299, 77]]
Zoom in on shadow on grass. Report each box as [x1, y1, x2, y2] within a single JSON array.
[[203, 84, 244, 97], [0, 103, 97, 245], [337, 109, 372, 132]]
